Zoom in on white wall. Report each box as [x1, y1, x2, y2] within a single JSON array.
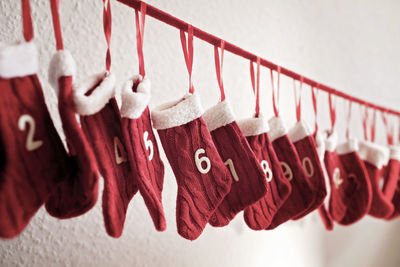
[[0, 0, 399, 266]]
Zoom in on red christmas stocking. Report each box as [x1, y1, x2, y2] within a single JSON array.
[[202, 101, 268, 227], [323, 131, 348, 222], [0, 42, 69, 238], [45, 51, 99, 219], [120, 75, 166, 231], [336, 138, 372, 224], [358, 141, 393, 218], [382, 147, 400, 220], [151, 93, 232, 240], [288, 120, 327, 219], [266, 117, 314, 229], [238, 116, 291, 230]]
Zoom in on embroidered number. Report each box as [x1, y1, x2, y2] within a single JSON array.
[[18, 114, 43, 151], [224, 158, 239, 182], [333, 168, 343, 189], [114, 136, 127, 164], [280, 161, 293, 181], [143, 131, 154, 161], [302, 157, 314, 177], [195, 148, 211, 174], [261, 160, 273, 182]]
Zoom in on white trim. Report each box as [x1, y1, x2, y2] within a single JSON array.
[[336, 138, 358, 155], [237, 114, 269, 137], [358, 141, 390, 169], [48, 50, 76, 95], [120, 75, 151, 119], [325, 131, 337, 152], [315, 131, 325, 160], [268, 116, 288, 142], [288, 120, 312, 142], [203, 100, 235, 131], [389, 146, 400, 161], [151, 93, 204, 129], [0, 41, 38, 78], [73, 72, 116, 115]]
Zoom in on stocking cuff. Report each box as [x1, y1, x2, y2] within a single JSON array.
[[288, 120, 312, 142], [268, 116, 288, 142], [389, 146, 400, 161], [325, 131, 338, 152], [358, 141, 389, 169], [315, 131, 326, 160], [237, 114, 269, 137], [0, 41, 38, 78], [73, 71, 116, 115], [151, 93, 204, 129], [48, 50, 76, 95], [120, 75, 151, 119], [203, 100, 235, 131], [337, 138, 358, 155]]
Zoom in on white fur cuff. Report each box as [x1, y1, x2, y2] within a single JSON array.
[[48, 50, 76, 95], [389, 146, 400, 161], [237, 115, 269, 137], [73, 72, 116, 115], [288, 120, 312, 143], [336, 138, 358, 155], [315, 131, 325, 160], [0, 41, 38, 78], [203, 100, 235, 131], [358, 141, 389, 169], [120, 75, 151, 119], [268, 116, 288, 142], [151, 93, 204, 130], [325, 131, 338, 152]]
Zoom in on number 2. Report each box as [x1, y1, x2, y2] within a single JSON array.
[[18, 114, 43, 151]]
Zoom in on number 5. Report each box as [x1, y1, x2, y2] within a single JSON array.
[[18, 114, 43, 151], [143, 131, 154, 161]]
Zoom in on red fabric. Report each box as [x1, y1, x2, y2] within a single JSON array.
[[243, 132, 291, 230], [157, 116, 232, 240], [291, 135, 327, 219], [45, 76, 99, 219], [382, 158, 400, 207], [0, 75, 68, 238], [208, 121, 267, 227], [318, 205, 334, 230], [80, 95, 139, 238], [388, 176, 400, 220], [364, 161, 394, 218], [122, 107, 166, 231], [266, 134, 314, 229], [337, 151, 372, 224], [323, 150, 348, 222]]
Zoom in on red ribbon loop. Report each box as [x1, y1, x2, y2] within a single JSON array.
[[345, 100, 352, 138], [270, 66, 281, 117], [328, 93, 336, 131], [180, 25, 194, 94], [22, 0, 34, 42], [370, 109, 376, 142], [135, 2, 146, 76], [361, 106, 369, 141], [103, 0, 112, 71], [293, 77, 303, 122], [250, 57, 261, 117], [311, 86, 318, 133], [50, 0, 63, 50], [381, 112, 394, 145], [214, 40, 225, 101]]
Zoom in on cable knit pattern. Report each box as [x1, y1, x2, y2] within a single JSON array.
[[382, 158, 400, 205], [157, 116, 231, 240]]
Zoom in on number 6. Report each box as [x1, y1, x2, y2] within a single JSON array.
[[195, 148, 211, 174]]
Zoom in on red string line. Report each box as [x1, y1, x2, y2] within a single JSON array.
[[180, 25, 194, 94], [135, 2, 146, 76], [214, 40, 225, 101], [328, 93, 336, 131], [270, 67, 281, 117], [103, 0, 112, 71], [293, 76, 303, 122], [49, 0, 63, 50], [116, 0, 400, 117], [311, 85, 318, 133], [381, 112, 393, 145], [345, 100, 352, 138], [21, 0, 33, 42]]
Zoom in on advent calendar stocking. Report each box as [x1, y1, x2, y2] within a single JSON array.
[[120, 75, 166, 231], [266, 116, 314, 229], [239, 116, 292, 230], [383, 147, 400, 219]]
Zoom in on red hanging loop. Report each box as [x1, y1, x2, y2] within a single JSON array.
[[250, 57, 261, 117], [103, 0, 112, 71], [293, 76, 303, 122], [270, 66, 281, 117], [311, 86, 319, 133], [361, 106, 369, 141], [135, 2, 146, 76], [345, 100, 352, 138], [370, 109, 376, 142], [328, 93, 336, 131], [180, 25, 194, 94], [214, 40, 225, 101], [381, 112, 394, 145], [49, 0, 63, 50], [22, 0, 34, 42]]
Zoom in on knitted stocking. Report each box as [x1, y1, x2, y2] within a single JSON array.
[[382, 147, 400, 219]]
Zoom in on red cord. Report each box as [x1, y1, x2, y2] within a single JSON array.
[[135, 2, 146, 76], [270, 66, 280, 117], [250, 57, 260, 117], [49, 0, 63, 50], [21, 0, 33, 42], [345, 100, 352, 138], [311, 86, 318, 133], [180, 25, 194, 94], [214, 40, 225, 101], [328, 93, 336, 131], [381, 112, 394, 145], [103, 0, 112, 71], [293, 76, 303, 122]]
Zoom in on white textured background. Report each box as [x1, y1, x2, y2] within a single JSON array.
[[1, 0, 400, 266]]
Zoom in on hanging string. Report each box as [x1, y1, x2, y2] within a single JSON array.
[[270, 66, 281, 117], [311, 85, 319, 133], [361, 106, 369, 141], [370, 109, 376, 142], [345, 100, 352, 138], [103, 0, 112, 71], [49, 0, 63, 50], [214, 40, 225, 101], [180, 25, 194, 94], [21, 0, 33, 42], [250, 57, 261, 117], [135, 2, 146, 76], [328, 93, 336, 131], [381, 112, 394, 145], [293, 76, 303, 122]]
